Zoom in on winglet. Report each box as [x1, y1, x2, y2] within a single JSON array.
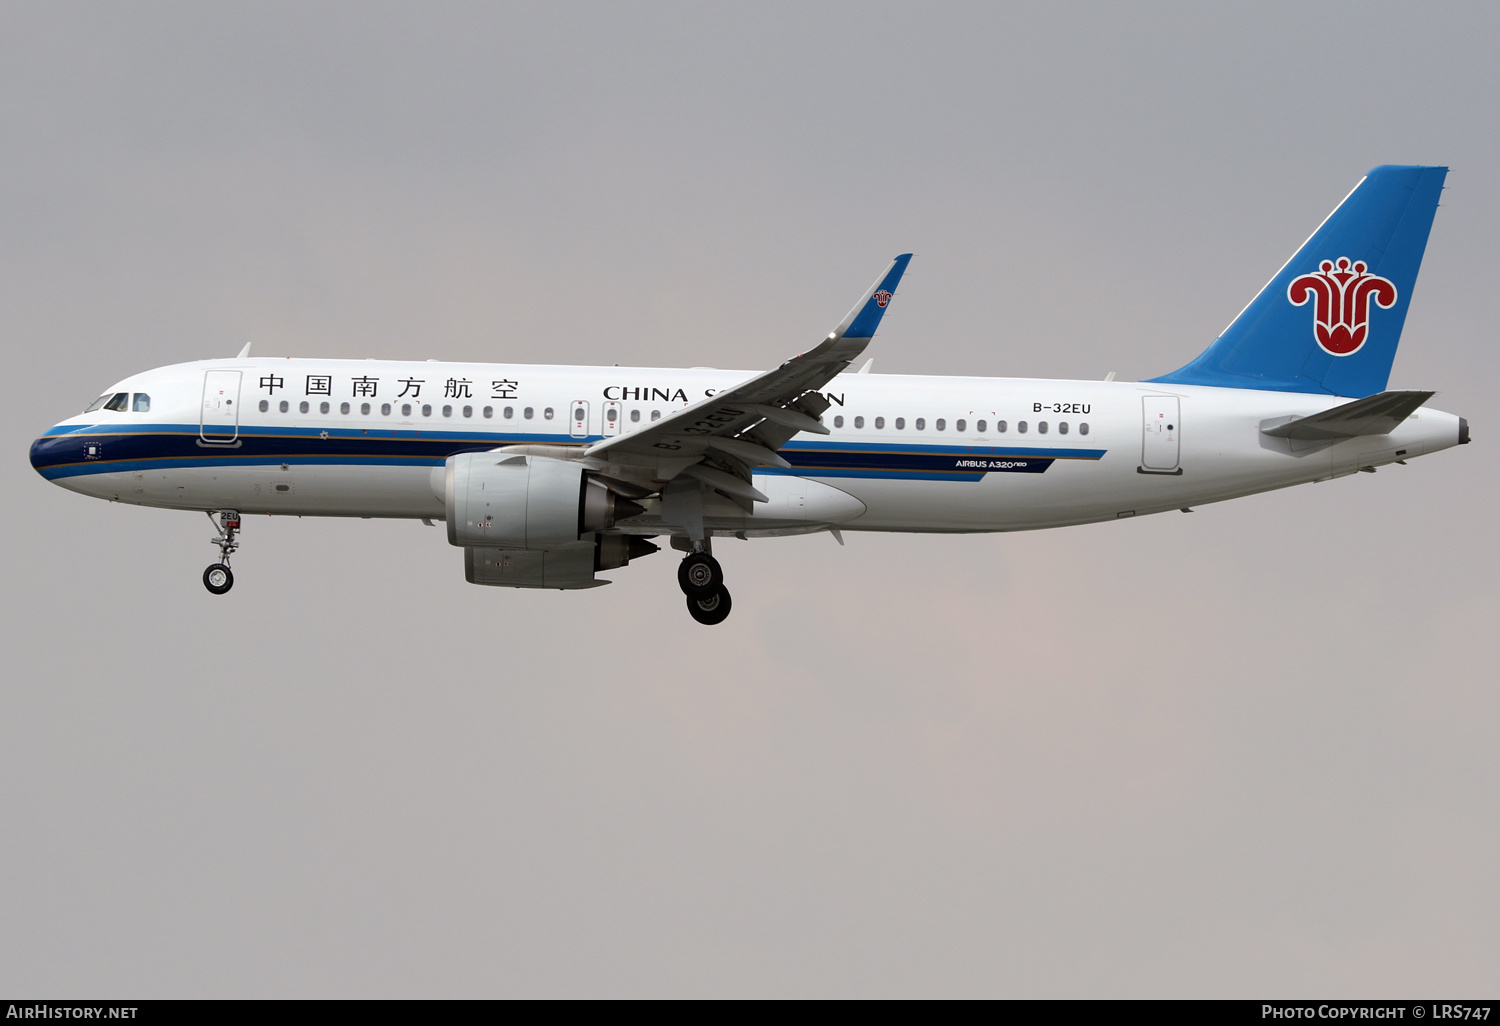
[[832, 253, 912, 340]]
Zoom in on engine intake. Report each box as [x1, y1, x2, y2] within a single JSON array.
[[445, 452, 642, 550]]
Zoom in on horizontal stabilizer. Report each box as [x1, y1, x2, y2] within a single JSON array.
[[1260, 390, 1433, 441]]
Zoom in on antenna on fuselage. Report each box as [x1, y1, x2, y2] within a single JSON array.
[[236, 341, 253, 359]]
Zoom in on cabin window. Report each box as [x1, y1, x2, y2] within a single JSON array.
[[996, 420, 1007, 432], [936, 418, 946, 431], [1017, 421, 1028, 433], [1079, 422, 1090, 436], [854, 416, 865, 428], [1038, 421, 1048, 434], [133, 393, 151, 412], [340, 402, 351, 414], [361, 403, 371, 415], [956, 419, 965, 432], [914, 418, 925, 430], [1058, 421, 1069, 435], [975, 419, 985, 433], [606, 407, 618, 423], [630, 409, 640, 423], [483, 406, 493, 418], [544, 407, 555, 420], [651, 410, 661, 421], [258, 400, 269, 413], [895, 417, 905, 429], [442, 405, 453, 417], [524, 407, 534, 420], [463, 405, 473, 418], [574, 407, 586, 423], [280, 400, 290, 413], [874, 417, 885, 429], [401, 403, 411, 416], [833, 415, 844, 428], [320, 402, 330, 414], [104, 392, 129, 412], [381, 403, 391, 415], [422, 404, 432, 417], [299, 401, 310, 414], [503, 406, 513, 419]]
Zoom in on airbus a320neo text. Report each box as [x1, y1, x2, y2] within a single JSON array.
[[31, 166, 1469, 623]]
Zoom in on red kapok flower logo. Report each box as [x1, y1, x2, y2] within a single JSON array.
[[1287, 257, 1398, 357]]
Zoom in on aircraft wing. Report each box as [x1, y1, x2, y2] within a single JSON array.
[[585, 254, 911, 502]]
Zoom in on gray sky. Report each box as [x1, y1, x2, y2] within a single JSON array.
[[2, 1, 1497, 997]]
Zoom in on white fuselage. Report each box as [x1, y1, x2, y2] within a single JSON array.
[[32, 357, 1465, 535]]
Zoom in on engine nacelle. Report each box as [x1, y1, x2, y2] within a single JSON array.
[[445, 452, 637, 550]]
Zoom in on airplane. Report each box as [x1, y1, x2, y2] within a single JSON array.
[[30, 165, 1469, 624]]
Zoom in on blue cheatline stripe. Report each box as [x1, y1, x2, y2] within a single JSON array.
[[32, 423, 1108, 482]]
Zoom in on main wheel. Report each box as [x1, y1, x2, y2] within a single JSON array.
[[686, 587, 732, 625], [203, 563, 234, 595], [677, 552, 723, 598]]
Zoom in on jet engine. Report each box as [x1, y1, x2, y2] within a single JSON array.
[[445, 452, 642, 549]]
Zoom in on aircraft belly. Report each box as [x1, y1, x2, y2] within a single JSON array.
[[64, 464, 445, 518]]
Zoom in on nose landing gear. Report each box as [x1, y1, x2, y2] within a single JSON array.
[[203, 510, 240, 595]]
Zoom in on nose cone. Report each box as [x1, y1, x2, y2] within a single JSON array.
[[30, 427, 80, 481]]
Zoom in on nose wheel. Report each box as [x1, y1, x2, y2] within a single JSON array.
[[203, 510, 241, 595]]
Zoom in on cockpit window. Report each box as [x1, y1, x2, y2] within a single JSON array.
[[133, 393, 150, 412], [103, 392, 129, 412], [85, 395, 111, 413]]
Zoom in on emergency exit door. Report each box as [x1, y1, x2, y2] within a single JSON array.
[[1141, 395, 1181, 473], [569, 400, 590, 439], [200, 370, 241, 442]]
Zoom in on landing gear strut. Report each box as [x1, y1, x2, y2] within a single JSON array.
[[678, 544, 731, 624], [203, 510, 240, 595]]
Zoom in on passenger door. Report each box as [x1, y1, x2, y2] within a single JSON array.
[[1141, 396, 1181, 473], [201, 370, 241, 442]]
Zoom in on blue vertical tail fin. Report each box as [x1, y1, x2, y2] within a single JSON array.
[[1148, 165, 1447, 397]]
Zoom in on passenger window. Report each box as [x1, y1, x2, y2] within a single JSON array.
[[914, 418, 924, 430], [463, 405, 473, 418], [997, 420, 1008, 432], [300, 401, 310, 414], [1038, 421, 1048, 434], [280, 400, 290, 413], [133, 393, 151, 412], [361, 403, 371, 415], [956, 419, 965, 432], [854, 416, 865, 428], [320, 402, 330, 414], [422, 404, 432, 417], [976, 419, 986, 433], [524, 407, 534, 420], [483, 406, 493, 418], [442, 405, 452, 417], [606, 408, 618, 423], [1018, 421, 1028, 433], [544, 408, 554, 420], [104, 392, 129, 412], [1058, 421, 1069, 435], [833, 415, 844, 428], [258, 400, 269, 413], [630, 409, 640, 423], [381, 403, 391, 415], [575, 407, 586, 423], [400, 403, 410, 416], [936, 419, 945, 431], [651, 410, 661, 421], [503, 406, 513, 419], [875, 417, 885, 429], [1079, 422, 1090, 436], [895, 417, 905, 429], [340, 402, 351, 414]]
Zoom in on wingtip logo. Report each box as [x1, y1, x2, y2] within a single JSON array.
[[1287, 257, 1397, 357], [873, 290, 892, 308]]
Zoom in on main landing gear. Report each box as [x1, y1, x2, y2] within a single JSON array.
[[203, 510, 240, 595], [678, 549, 731, 625]]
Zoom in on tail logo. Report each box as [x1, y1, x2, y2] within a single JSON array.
[[1287, 257, 1398, 357], [873, 291, 892, 308]]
